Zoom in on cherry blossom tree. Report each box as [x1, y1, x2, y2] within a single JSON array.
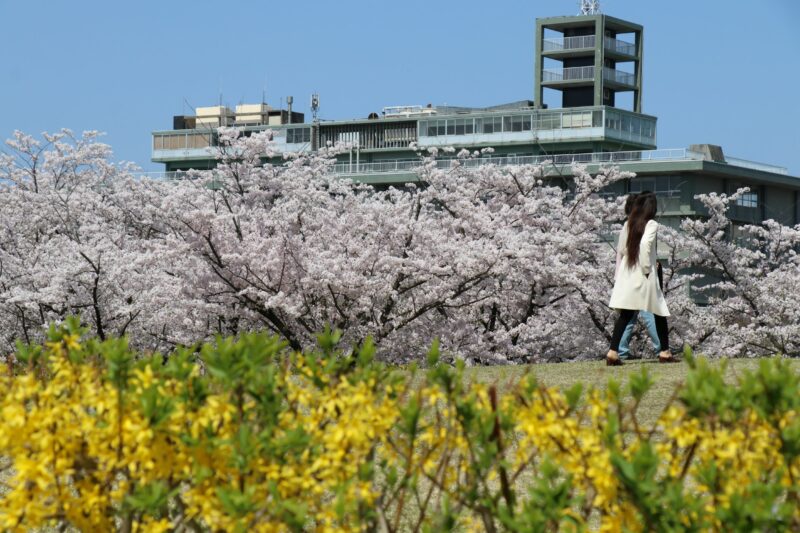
[[1, 129, 796, 361], [677, 190, 800, 356]]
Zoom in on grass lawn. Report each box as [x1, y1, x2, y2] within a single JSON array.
[[462, 357, 800, 425]]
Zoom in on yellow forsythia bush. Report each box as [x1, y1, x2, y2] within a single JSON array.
[[1, 318, 800, 532]]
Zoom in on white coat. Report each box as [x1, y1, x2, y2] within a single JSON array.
[[608, 220, 670, 316]]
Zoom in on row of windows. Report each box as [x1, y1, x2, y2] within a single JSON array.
[[419, 111, 604, 137], [605, 111, 656, 139], [629, 175, 684, 197], [153, 133, 213, 151], [286, 128, 311, 144], [629, 177, 762, 209]]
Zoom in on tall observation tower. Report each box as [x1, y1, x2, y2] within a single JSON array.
[[534, 4, 643, 112]]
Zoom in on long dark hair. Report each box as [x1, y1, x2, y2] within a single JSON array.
[[624, 193, 639, 217], [626, 191, 657, 268]]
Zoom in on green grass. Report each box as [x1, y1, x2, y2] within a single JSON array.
[[462, 357, 800, 425]]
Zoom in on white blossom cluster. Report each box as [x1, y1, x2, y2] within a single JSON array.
[[0, 130, 796, 362]]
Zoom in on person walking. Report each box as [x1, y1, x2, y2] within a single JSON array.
[[606, 192, 676, 365], [616, 193, 661, 360]]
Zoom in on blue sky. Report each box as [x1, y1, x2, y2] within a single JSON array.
[[1, 0, 798, 173]]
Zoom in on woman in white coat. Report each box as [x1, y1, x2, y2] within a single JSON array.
[[606, 192, 676, 365]]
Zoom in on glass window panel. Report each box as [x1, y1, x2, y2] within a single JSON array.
[[473, 118, 481, 133], [512, 116, 523, 132], [483, 119, 494, 134], [631, 178, 656, 193], [465, 119, 474, 134], [736, 192, 758, 208], [522, 115, 532, 131], [437, 120, 445, 136], [446, 121, 455, 135], [503, 116, 512, 132]]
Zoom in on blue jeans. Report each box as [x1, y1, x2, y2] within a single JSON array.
[[618, 311, 661, 359]]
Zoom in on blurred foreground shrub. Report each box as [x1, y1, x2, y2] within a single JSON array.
[[1, 319, 799, 531]]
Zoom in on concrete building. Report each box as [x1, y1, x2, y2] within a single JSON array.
[[150, 11, 798, 228]]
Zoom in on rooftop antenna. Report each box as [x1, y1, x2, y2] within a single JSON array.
[[310, 93, 320, 121], [579, 0, 600, 14], [182, 97, 195, 115]]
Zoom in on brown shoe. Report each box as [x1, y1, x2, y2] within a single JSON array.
[[606, 350, 623, 366], [658, 351, 680, 363]]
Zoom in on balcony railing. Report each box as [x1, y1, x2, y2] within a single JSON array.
[[542, 66, 635, 87], [330, 148, 701, 176], [138, 148, 791, 180], [604, 36, 636, 56], [603, 67, 635, 86], [542, 66, 595, 82], [541, 35, 636, 56], [542, 35, 595, 51], [723, 156, 789, 175]]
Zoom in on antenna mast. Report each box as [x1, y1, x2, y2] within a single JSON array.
[[310, 93, 320, 121], [579, 0, 600, 15]]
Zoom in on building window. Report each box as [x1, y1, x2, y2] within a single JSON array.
[[629, 175, 683, 197], [737, 191, 758, 208], [287, 128, 311, 144], [465, 119, 474, 134], [483, 117, 502, 134], [522, 115, 532, 131]]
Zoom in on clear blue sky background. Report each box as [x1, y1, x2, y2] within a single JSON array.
[[1, 0, 798, 173]]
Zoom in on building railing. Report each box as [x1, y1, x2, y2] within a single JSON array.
[[723, 156, 789, 175], [604, 36, 636, 56], [542, 35, 596, 51], [602, 67, 635, 86], [542, 66, 595, 82], [542, 66, 635, 87], [134, 170, 217, 182], [542, 35, 636, 56], [138, 148, 792, 180], [331, 148, 701, 176]]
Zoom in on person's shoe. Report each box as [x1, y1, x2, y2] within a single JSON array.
[[658, 350, 680, 363], [606, 350, 624, 366]]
